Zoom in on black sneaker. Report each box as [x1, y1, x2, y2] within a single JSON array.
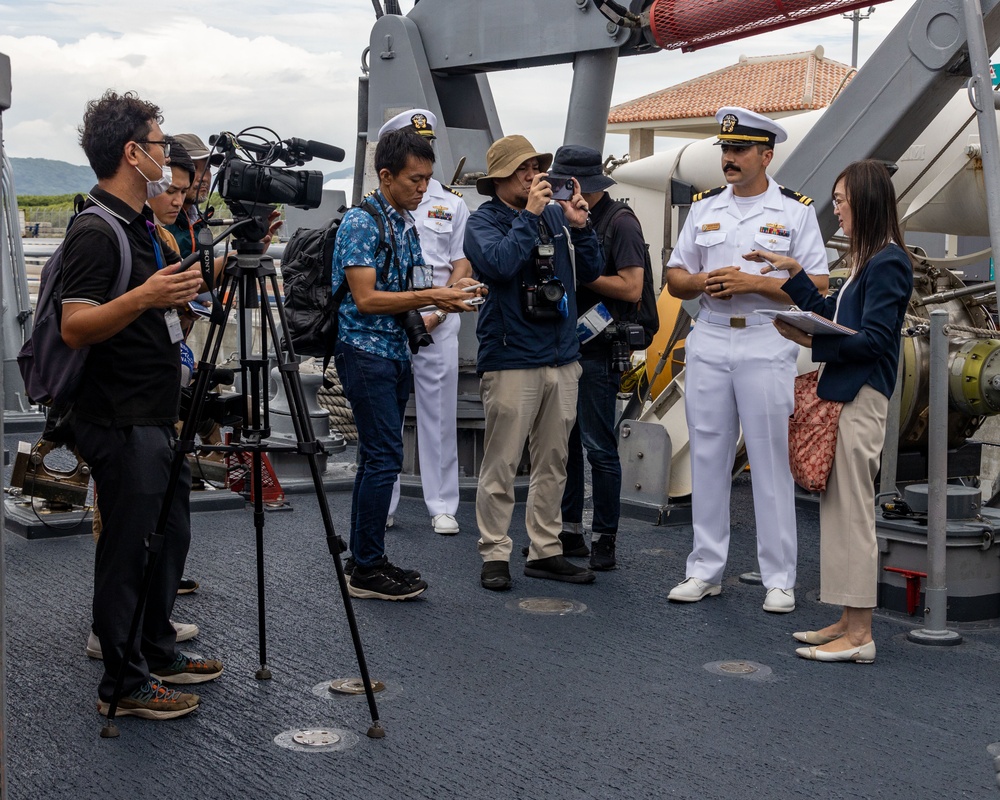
[[343, 556, 356, 576], [559, 532, 590, 558], [589, 534, 617, 571], [480, 560, 512, 591], [150, 654, 224, 685], [524, 554, 596, 584], [349, 561, 427, 600], [177, 577, 199, 595], [97, 680, 200, 720], [343, 556, 418, 582]]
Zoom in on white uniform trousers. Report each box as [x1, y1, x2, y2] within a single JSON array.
[[683, 320, 799, 589], [389, 313, 461, 517]]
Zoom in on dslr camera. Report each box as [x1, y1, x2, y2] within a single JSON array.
[[396, 309, 434, 354], [522, 229, 568, 322], [601, 321, 646, 372]]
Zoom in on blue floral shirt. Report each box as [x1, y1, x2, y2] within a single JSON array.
[[331, 190, 424, 361]]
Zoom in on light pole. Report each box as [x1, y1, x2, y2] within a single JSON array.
[[843, 6, 877, 68]]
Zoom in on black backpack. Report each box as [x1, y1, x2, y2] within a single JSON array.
[[594, 199, 659, 350], [280, 200, 390, 370], [17, 205, 132, 407]]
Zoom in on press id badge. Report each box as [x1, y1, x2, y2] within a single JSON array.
[[164, 309, 184, 344]]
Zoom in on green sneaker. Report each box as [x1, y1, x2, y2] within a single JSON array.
[[150, 654, 224, 684], [97, 680, 200, 720]]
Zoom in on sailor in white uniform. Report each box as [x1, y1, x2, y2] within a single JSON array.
[[380, 109, 472, 535], [665, 107, 829, 612]]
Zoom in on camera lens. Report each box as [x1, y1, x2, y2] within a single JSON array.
[[540, 281, 565, 304]]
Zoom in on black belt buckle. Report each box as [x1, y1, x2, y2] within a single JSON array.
[[731, 317, 746, 329]]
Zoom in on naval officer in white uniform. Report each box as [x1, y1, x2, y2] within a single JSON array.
[[381, 109, 472, 535], [665, 107, 829, 613]]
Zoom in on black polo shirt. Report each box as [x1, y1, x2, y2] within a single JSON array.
[[577, 192, 647, 356], [60, 186, 182, 426]]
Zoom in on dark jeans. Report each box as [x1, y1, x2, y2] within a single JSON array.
[[74, 420, 190, 701], [561, 352, 622, 536], [334, 341, 411, 570]]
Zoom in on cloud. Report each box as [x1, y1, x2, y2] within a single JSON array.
[[0, 0, 920, 167]]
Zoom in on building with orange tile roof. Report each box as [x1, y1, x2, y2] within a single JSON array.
[[609, 46, 855, 159]]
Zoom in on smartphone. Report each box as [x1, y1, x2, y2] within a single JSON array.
[[550, 177, 575, 201]]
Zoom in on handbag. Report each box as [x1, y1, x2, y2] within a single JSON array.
[[788, 370, 844, 492]]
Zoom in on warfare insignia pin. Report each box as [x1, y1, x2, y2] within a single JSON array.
[[702, 222, 721, 232]]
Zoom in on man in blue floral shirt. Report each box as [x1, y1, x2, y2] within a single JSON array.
[[332, 130, 483, 600]]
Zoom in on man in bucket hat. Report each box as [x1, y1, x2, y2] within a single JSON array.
[[465, 135, 604, 591], [550, 145, 647, 572]]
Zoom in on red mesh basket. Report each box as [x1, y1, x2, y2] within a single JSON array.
[[648, 0, 891, 52]]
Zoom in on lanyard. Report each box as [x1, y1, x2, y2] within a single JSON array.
[[145, 220, 166, 270]]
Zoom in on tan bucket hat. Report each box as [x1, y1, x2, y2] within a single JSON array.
[[476, 135, 553, 196]]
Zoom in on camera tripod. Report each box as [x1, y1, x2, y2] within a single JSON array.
[[101, 212, 384, 739]]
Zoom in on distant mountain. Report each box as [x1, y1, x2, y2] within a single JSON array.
[[324, 166, 354, 181], [10, 158, 97, 196], [8, 157, 353, 197]]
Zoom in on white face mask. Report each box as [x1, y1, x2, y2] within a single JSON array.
[[134, 145, 172, 199]]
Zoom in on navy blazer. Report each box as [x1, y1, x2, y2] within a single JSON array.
[[782, 243, 913, 402]]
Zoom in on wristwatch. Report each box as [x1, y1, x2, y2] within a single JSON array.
[[434, 310, 448, 323]]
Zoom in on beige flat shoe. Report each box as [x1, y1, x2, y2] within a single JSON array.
[[792, 630, 843, 645], [795, 640, 876, 663]]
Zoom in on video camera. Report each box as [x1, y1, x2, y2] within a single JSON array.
[[208, 128, 346, 241]]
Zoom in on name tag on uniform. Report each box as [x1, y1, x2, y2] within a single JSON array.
[[701, 222, 721, 232], [164, 309, 184, 344]]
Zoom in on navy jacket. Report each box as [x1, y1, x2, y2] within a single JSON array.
[[783, 243, 913, 402], [465, 198, 603, 373]]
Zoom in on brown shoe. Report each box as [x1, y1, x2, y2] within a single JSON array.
[[97, 680, 200, 720]]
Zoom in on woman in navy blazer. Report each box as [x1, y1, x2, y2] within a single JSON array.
[[747, 160, 913, 664]]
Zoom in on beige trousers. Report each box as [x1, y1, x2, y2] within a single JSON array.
[[476, 362, 582, 563], [818, 384, 888, 608]]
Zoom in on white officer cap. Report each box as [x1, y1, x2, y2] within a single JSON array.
[[714, 106, 787, 148], [377, 109, 437, 141]]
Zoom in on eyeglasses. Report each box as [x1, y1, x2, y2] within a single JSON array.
[[135, 139, 172, 157], [832, 197, 848, 209]]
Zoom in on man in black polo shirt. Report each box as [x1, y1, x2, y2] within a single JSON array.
[[61, 90, 222, 719], [550, 145, 646, 571]]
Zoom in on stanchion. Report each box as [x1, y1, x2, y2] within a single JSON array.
[[908, 310, 962, 646]]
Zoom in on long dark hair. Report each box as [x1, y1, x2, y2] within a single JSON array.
[[834, 159, 913, 274]]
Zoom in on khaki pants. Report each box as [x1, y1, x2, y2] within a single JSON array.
[[476, 363, 582, 562], [819, 384, 888, 608]]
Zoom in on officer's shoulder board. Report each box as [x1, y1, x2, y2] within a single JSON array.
[[363, 188, 377, 199], [443, 184, 463, 198], [779, 185, 814, 206], [692, 186, 726, 203]]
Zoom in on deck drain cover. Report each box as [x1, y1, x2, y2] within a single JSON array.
[[294, 729, 341, 746], [329, 677, 386, 695], [510, 597, 587, 615], [719, 661, 757, 674], [274, 727, 358, 753], [704, 660, 773, 680]]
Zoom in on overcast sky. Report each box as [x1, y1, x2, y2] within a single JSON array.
[[0, 0, 920, 168]]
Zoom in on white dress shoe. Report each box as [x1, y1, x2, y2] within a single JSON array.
[[432, 513, 460, 535], [763, 588, 795, 613], [667, 577, 721, 602], [172, 620, 200, 642], [85, 619, 199, 660], [795, 640, 876, 663], [792, 630, 842, 645]]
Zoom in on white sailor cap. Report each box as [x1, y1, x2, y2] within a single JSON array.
[[714, 106, 787, 147], [377, 109, 437, 141]]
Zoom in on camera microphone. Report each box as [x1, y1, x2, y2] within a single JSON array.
[[284, 137, 346, 163]]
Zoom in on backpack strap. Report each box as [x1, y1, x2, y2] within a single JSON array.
[[77, 205, 133, 301], [358, 199, 394, 283]]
